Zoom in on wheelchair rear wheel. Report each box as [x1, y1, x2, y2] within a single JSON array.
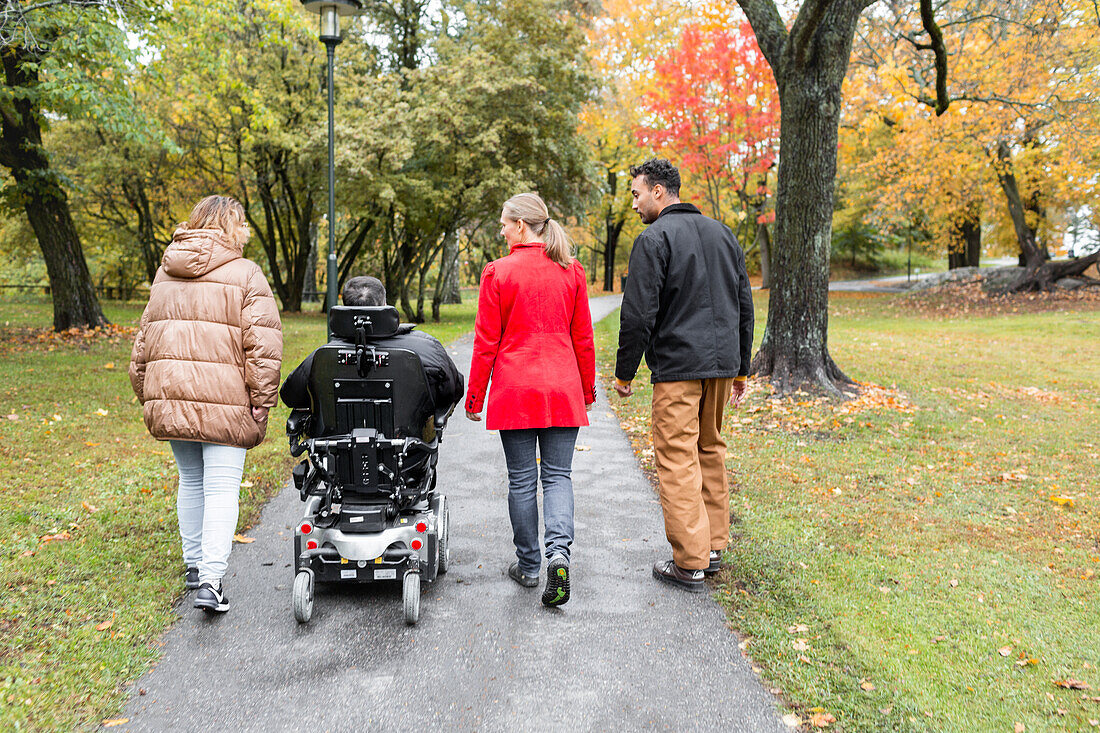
[[293, 571, 314, 624], [403, 571, 420, 625]]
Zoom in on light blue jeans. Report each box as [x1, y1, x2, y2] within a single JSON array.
[[170, 441, 246, 585], [499, 427, 579, 576]]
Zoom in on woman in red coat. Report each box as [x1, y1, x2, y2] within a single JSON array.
[[466, 192, 596, 607]]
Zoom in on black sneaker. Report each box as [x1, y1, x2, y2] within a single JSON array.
[[185, 566, 200, 590], [542, 556, 570, 607], [507, 562, 539, 588], [194, 582, 230, 613], [703, 550, 722, 577], [652, 560, 705, 593]]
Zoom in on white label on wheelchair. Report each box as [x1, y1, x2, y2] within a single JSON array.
[[374, 568, 397, 580], [340, 569, 356, 579]]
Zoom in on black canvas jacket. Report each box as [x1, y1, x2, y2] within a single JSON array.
[[615, 203, 754, 384]]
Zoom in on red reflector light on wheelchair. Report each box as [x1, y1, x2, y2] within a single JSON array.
[[306, 540, 318, 550], [300, 522, 312, 535], [415, 522, 427, 533], [411, 539, 422, 551]]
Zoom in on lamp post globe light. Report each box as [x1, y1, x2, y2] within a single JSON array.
[[300, 0, 362, 325]]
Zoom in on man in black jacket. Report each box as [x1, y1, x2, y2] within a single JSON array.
[[280, 276, 464, 417], [614, 158, 754, 593]]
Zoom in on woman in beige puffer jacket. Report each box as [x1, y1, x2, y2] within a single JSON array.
[[130, 195, 282, 614]]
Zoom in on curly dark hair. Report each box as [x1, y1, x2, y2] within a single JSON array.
[[629, 158, 681, 196]]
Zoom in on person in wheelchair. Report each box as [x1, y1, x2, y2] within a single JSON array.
[[280, 276, 463, 418], [279, 276, 463, 624]]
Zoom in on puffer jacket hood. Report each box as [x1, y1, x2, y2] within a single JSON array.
[[129, 228, 282, 449], [162, 228, 243, 279]]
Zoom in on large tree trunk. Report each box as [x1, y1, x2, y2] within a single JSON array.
[[0, 46, 108, 330], [739, 0, 863, 396]]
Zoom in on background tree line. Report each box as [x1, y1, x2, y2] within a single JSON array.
[[1, 0, 592, 328], [3, 0, 1099, 393]]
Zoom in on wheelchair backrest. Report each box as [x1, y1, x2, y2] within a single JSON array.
[[307, 307, 435, 442]]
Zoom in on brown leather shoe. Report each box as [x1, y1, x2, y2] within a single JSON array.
[[652, 560, 706, 593], [703, 550, 722, 576]]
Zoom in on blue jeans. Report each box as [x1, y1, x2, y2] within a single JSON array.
[[499, 427, 579, 576], [170, 441, 246, 585]]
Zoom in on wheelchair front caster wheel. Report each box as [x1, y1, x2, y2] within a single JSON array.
[[403, 571, 420, 625], [293, 571, 314, 624]]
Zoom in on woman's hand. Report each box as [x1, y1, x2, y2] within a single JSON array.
[[466, 410, 482, 422], [251, 406, 269, 422], [585, 402, 594, 412]]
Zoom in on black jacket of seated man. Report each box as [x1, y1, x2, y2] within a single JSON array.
[[279, 324, 464, 418]]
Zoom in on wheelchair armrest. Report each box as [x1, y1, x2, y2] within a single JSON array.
[[287, 409, 313, 457], [434, 401, 458, 432], [286, 409, 312, 437]]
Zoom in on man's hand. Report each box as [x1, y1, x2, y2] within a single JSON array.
[[251, 406, 269, 422], [614, 378, 633, 398], [729, 379, 747, 408], [466, 410, 482, 422]]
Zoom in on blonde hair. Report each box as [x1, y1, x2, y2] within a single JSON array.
[[502, 192, 573, 268], [179, 195, 250, 248]]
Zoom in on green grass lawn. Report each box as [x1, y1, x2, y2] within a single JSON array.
[[597, 293, 1100, 732], [0, 297, 475, 732]]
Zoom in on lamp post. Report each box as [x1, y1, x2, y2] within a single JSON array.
[[301, 0, 362, 327]]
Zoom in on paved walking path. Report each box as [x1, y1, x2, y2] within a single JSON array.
[[117, 294, 784, 732]]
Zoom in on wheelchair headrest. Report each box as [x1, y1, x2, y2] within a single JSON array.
[[328, 306, 401, 340]]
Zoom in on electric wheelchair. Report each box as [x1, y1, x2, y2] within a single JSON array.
[[286, 305, 451, 625]]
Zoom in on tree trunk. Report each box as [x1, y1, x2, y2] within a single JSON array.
[[740, 2, 862, 396], [948, 212, 981, 269], [992, 140, 1070, 291], [602, 168, 625, 292], [302, 220, 318, 304], [757, 220, 772, 289], [121, 177, 164, 284], [1, 46, 108, 330], [436, 230, 462, 311]]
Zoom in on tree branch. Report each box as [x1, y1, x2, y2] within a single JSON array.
[[919, 0, 950, 115], [735, 0, 788, 77], [788, 0, 831, 68]]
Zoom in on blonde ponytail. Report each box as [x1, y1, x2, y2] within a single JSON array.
[[502, 192, 573, 269]]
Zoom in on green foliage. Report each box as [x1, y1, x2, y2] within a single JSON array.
[[0, 2, 157, 205]]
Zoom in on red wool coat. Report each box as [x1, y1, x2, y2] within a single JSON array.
[[466, 243, 597, 430]]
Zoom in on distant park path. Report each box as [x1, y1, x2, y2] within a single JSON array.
[[117, 294, 785, 732]]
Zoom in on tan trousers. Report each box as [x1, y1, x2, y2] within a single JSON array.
[[651, 378, 734, 571]]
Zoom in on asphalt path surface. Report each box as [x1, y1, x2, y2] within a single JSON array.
[[118, 294, 785, 732]]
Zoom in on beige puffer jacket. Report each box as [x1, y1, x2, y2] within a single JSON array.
[[129, 228, 283, 449]]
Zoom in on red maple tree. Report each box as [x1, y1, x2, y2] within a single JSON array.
[[636, 21, 780, 226]]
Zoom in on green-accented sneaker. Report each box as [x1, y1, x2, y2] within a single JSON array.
[[542, 555, 570, 607]]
